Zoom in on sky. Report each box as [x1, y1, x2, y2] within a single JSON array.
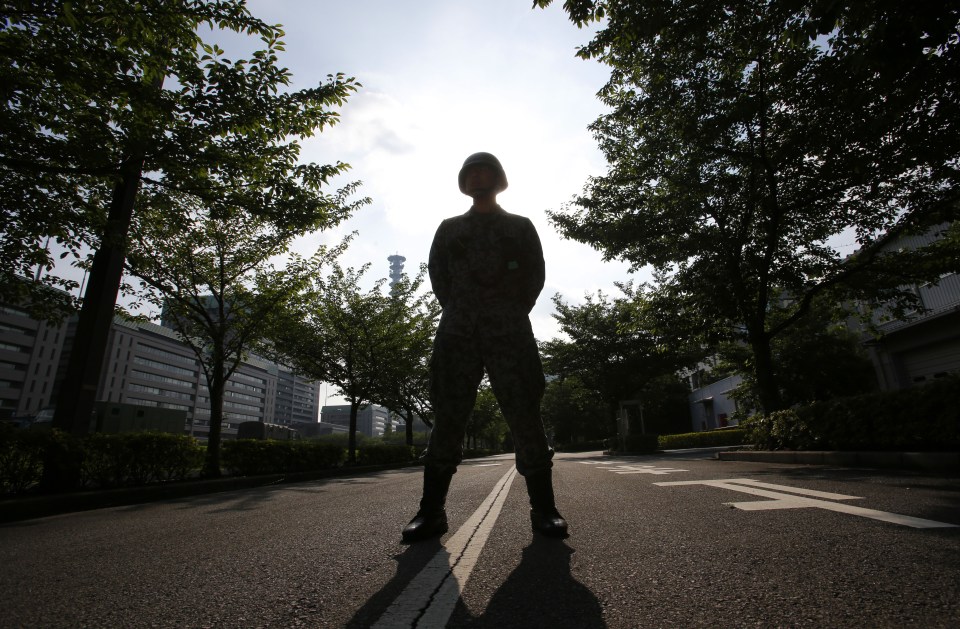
[[228, 0, 641, 346], [38, 0, 645, 407]]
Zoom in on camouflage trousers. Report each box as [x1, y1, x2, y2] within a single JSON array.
[[424, 331, 553, 477]]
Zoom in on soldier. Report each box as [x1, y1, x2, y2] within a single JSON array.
[[402, 152, 568, 543]]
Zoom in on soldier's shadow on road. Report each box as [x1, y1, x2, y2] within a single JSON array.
[[345, 538, 446, 628], [458, 537, 606, 628]]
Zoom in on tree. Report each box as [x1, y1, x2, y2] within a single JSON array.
[[466, 384, 508, 451], [634, 374, 694, 436], [125, 194, 363, 476], [541, 285, 691, 431], [1, 1, 361, 434], [371, 265, 440, 446], [266, 260, 400, 464], [716, 296, 879, 412], [537, 0, 960, 413], [541, 375, 607, 445]]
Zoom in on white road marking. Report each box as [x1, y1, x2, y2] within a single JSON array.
[[655, 478, 958, 529], [610, 465, 688, 475], [467, 463, 503, 467], [372, 466, 518, 629], [578, 460, 686, 475]]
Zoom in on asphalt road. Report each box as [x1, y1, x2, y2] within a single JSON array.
[[1, 450, 958, 628]]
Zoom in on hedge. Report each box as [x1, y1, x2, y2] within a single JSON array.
[[221, 440, 346, 476], [356, 443, 416, 466], [741, 375, 960, 451], [81, 432, 204, 488], [0, 423, 46, 494], [658, 429, 746, 450], [0, 428, 204, 495]]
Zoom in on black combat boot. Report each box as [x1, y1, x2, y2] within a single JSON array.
[[525, 469, 569, 538], [402, 466, 454, 543]]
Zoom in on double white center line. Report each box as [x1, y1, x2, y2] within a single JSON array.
[[373, 466, 518, 629]]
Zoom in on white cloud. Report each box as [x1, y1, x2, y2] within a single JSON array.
[[48, 0, 646, 404], [241, 0, 647, 403], [268, 0, 644, 344]]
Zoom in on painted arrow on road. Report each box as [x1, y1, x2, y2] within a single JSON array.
[[655, 478, 958, 529]]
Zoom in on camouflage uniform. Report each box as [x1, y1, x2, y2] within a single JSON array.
[[425, 205, 553, 477]]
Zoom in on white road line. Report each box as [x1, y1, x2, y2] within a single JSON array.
[[655, 478, 958, 529], [721, 478, 862, 501], [610, 465, 688, 475], [660, 478, 861, 501], [579, 461, 687, 475], [372, 466, 518, 629]]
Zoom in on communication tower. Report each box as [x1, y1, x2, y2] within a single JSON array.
[[388, 254, 406, 292]]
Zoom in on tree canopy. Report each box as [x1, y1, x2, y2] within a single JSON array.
[[2, 0, 359, 315], [540, 374, 608, 445], [126, 196, 364, 475], [371, 265, 440, 446], [541, 284, 692, 433], [465, 383, 508, 452], [2, 1, 364, 434], [537, 0, 960, 412], [265, 257, 436, 462]]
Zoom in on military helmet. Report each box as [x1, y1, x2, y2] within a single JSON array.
[[458, 152, 508, 194]]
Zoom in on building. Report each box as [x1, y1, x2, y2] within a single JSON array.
[[0, 302, 68, 421], [89, 317, 284, 440], [296, 420, 349, 438], [853, 223, 960, 390], [688, 373, 742, 432], [321, 403, 391, 437], [0, 299, 321, 439], [683, 222, 960, 430], [275, 369, 321, 426]]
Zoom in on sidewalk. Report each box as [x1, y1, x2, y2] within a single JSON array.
[[0, 461, 421, 525], [717, 449, 960, 473]]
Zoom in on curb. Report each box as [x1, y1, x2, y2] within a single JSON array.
[[0, 461, 422, 524], [717, 450, 960, 473]]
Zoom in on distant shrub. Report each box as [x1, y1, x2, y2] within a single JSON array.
[[356, 443, 416, 466], [309, 432, 367, 449], [0, 424, 46, 495], [221, 439, 286, 476], [82, 432, 131, 488], [221, 440, 345, 476], [740, 410, 813, 451], [0, 429, 203, 494], [82, 432, 204, 487], [742, 375, 960, 451], [658, 429, 746, 450], [33, 428, 84, 493], [287, 441, 347, 472]]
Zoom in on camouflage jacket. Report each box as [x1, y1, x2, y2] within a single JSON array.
[[428, 206, 545, 338]]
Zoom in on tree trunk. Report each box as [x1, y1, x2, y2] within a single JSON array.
[[404, 406, 414, 446], [51, 164, 143, 436], [348, 400, 359, 464], [204, 373, 226, 478], [52, 71, 164, 437], [750, 332, 783, 415]]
